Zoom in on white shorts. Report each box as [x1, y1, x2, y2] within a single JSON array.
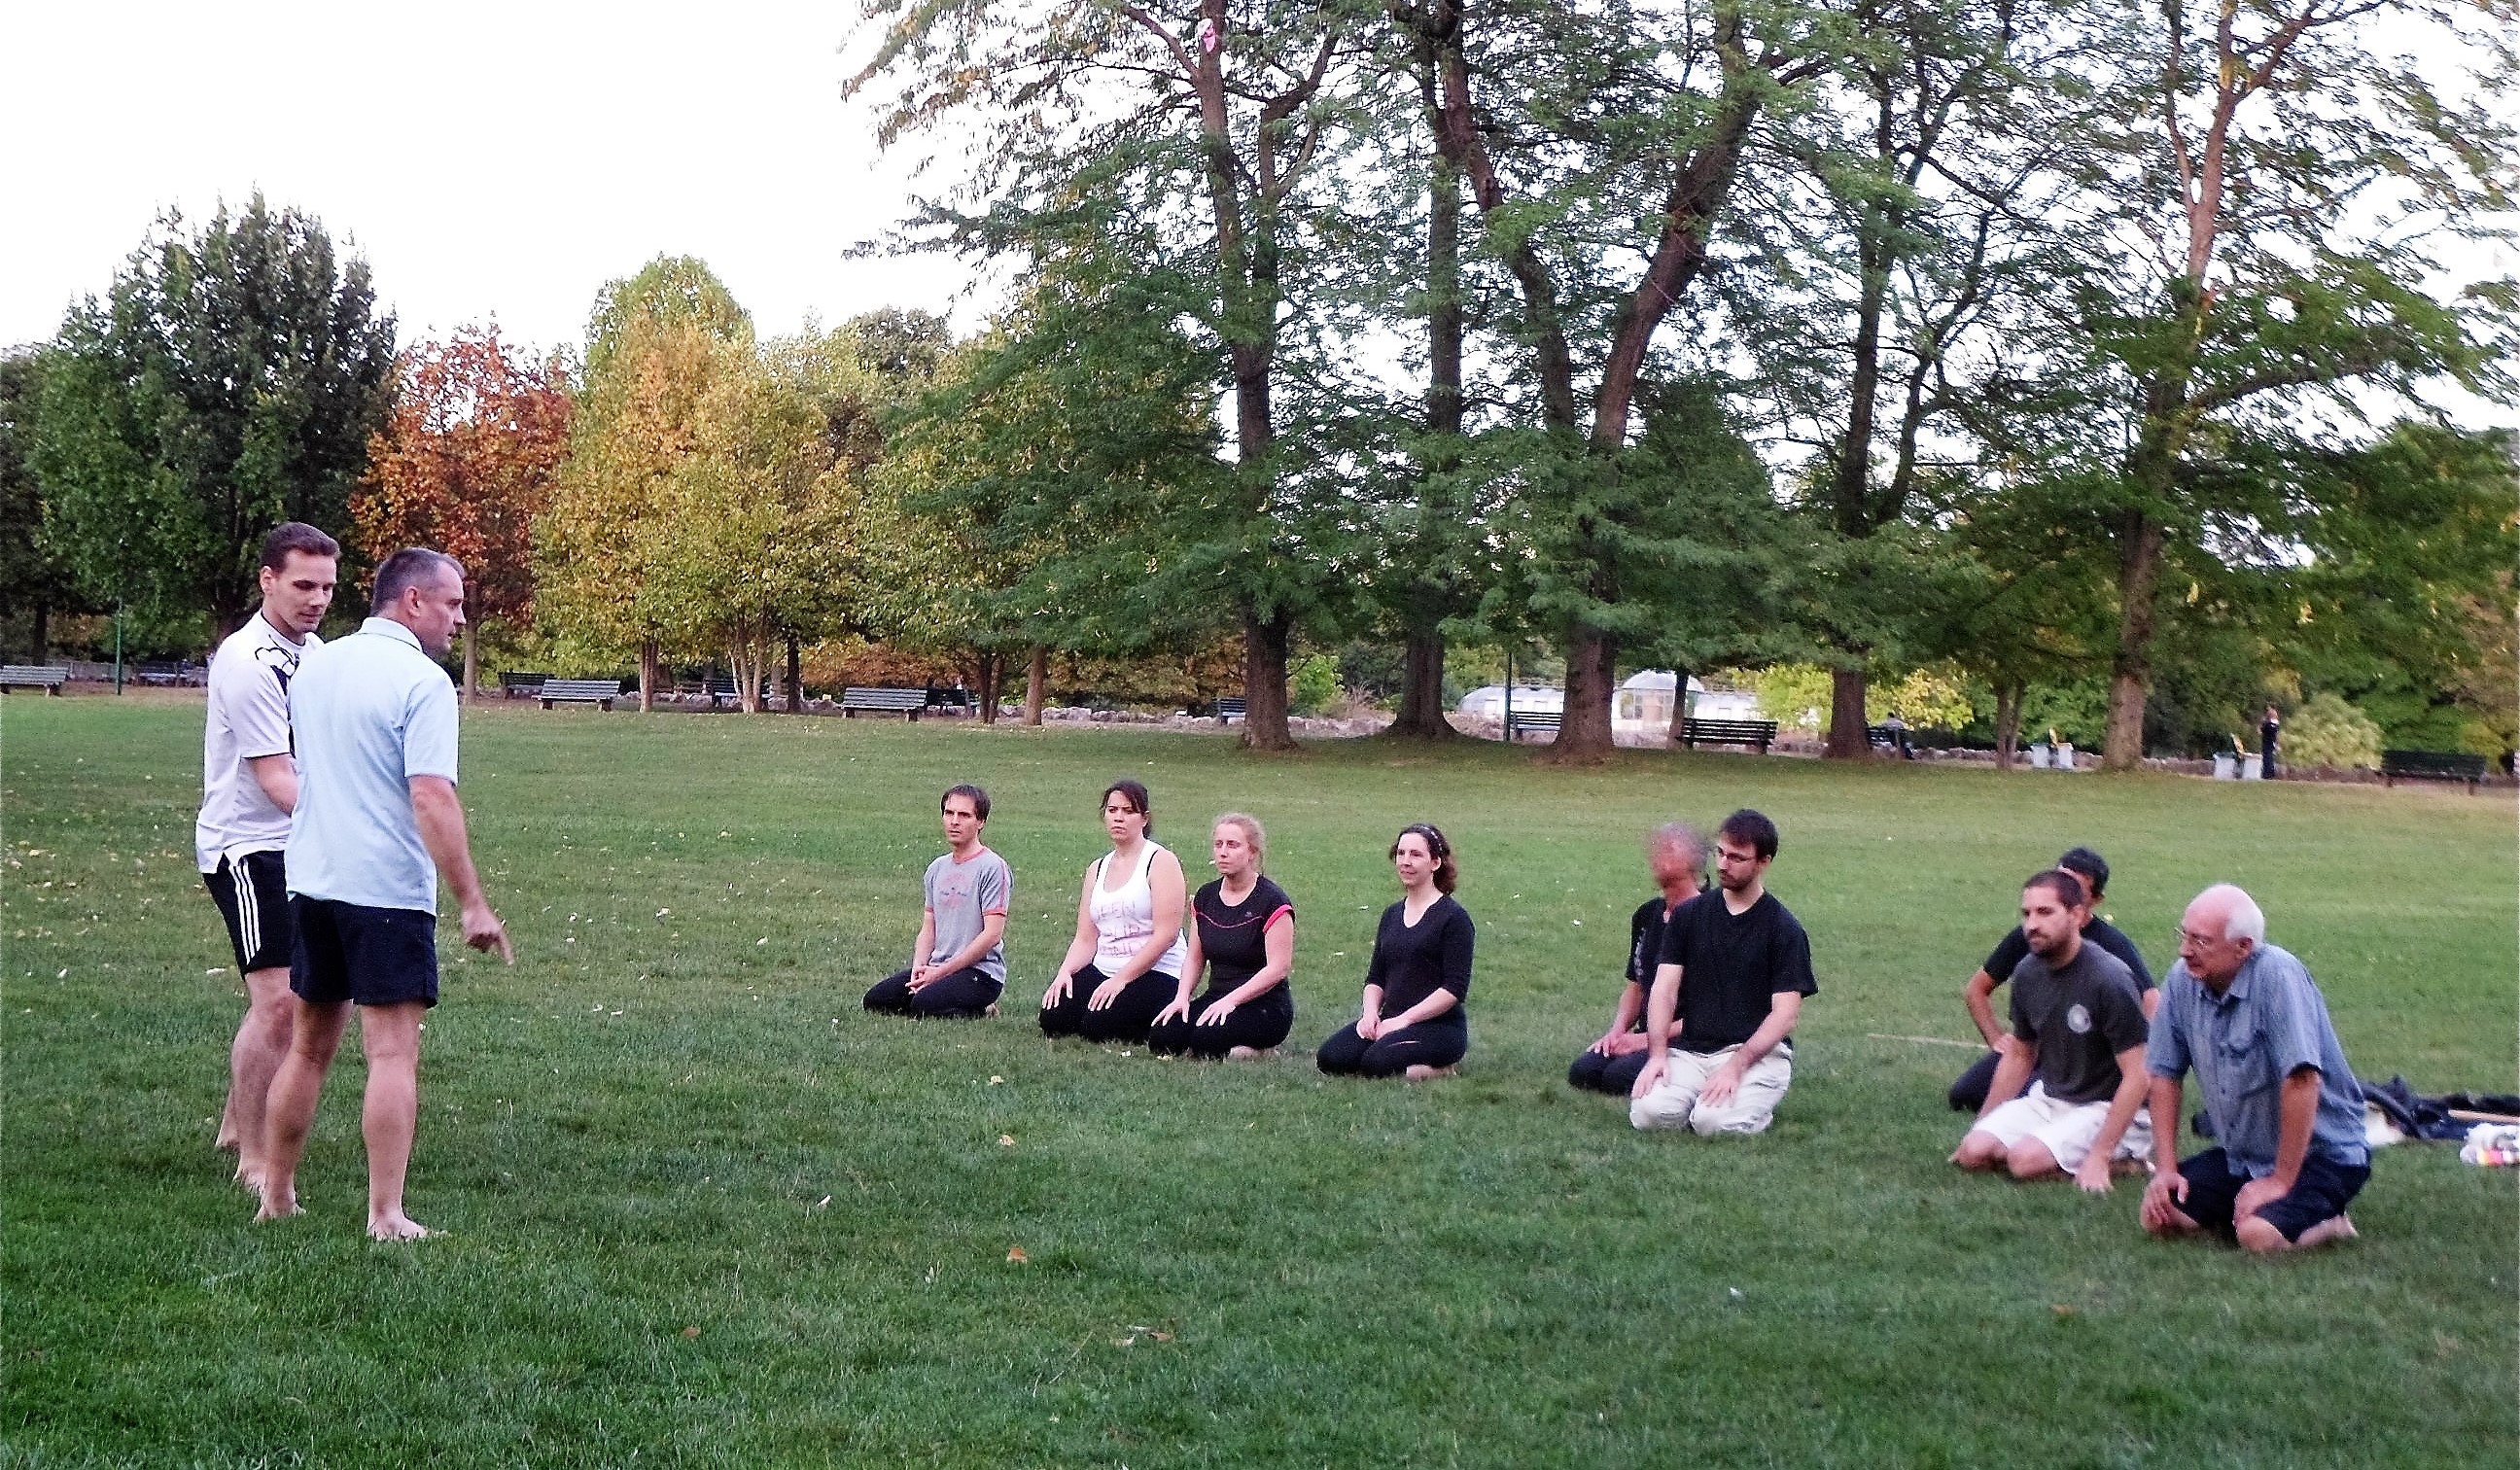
[[1969, 1082, 2151, 1170], [1629, 1043, 1792, 1136]]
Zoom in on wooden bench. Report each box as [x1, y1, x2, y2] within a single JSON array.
[[539, 678, 622, 711], [1505, 709, 1561, 742], [1214, 696, 1247, 725], [1681, 717, 1780, 753], [135, 661, 198, 687], [2382, 749, 2486, 790], [842, 686, 928, 719], [926, 685, 974, 716], [679, 676, 761, 710], [0, 665, 69, 695], [501, 671, 550, 699]]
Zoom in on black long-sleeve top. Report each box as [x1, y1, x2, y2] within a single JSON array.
[[1365, 894, 1474, 1027]]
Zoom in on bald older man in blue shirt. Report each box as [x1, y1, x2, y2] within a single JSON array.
[[2140, 884, 2369, 1253], [257, 547, 512, 1241]]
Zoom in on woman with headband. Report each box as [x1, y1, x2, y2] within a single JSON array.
[[1317, 822, 1474, 1080], [1038, 780, 1189, 1044], [1147, 812, 1297, 1060]]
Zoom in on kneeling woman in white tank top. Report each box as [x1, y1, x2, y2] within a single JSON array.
[[1039, 780, 1188, 1044]]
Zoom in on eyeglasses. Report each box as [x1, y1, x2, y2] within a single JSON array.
[[2173, 928, 2228, 948]]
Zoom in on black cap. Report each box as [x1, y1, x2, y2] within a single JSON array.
[[2056, 846, 2109, 897]]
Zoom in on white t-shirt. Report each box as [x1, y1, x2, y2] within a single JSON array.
[[195, 613, 319, 873]]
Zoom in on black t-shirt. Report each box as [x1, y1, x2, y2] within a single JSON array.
[[1366, 894, 1474, 1027], [1983, 914, 2152, 992], [1616, 893, 1686, 1030], [2009, 938, 2148, 1105], [1193, 875, 1294, 1004], [1656, 891, 1818, 1053]]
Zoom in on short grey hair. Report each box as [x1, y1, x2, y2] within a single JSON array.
[[2200, 883, 2266, 944], [371, 547, 464, 609], [1649, 821, 1708, 868]]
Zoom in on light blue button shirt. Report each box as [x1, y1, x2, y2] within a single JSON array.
[[285, 618, 459, 914], [2145, 943, 2368, 1176]]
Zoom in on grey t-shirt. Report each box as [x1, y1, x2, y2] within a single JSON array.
[[2010, 939, 2148, 1106], [924, 847, 1011, 981]]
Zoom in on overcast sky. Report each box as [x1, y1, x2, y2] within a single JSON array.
[[2, 3, 2510, 431], [0, 1, 977, 357]]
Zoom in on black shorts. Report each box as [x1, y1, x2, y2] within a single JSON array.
[[204, 851, 294, 974], [290, 896, 439, 1008], [2175, 1147, 2370, 1242]]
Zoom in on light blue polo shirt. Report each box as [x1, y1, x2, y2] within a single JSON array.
[[285, 617, 459, 914], [2145, 943, 2369, 1177]]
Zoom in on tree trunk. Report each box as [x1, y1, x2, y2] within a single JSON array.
[[784, 630, 803, 713], [1390, 627, 1456, 740], [30, 602, 47, 664], [1550, 629, 1618, 763], [2104, 509, 2166, 770], [1825, 668, 1871, 759], [1992, 682, 2023, 771], [460, 622, 478, 703], [1666, 669, 1692, 746], [638, 638, 659, 714], [1024, 644, 1046, 725], [1240, 612, 1297, 752], [731, 635, 763, 715], [977, 649, 1000, 724]]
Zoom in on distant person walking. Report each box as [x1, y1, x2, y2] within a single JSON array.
[[1318, 823, 1473, 1080], [1038, 781, 1188, 1044], [2259, 705, 2281, 780], [863, 784, 1011, 1020], [258, 547, 511, 1240], [1147, 813, 1296, 1060], [197, 522, 337, 1195], [2141, 885, 2368, 1252]]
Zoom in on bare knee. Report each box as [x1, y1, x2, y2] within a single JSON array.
[[2234, 1216, 2292, 1253], [1953, 1133, 2006, 1171], [2006, 1140, 2061, 1180]]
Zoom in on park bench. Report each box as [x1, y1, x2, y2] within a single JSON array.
[[501, 671, 550, 699], [538, 678, 622, 711], [1214, 696, 1247, 724], [680, 676, 765, 710], [926, 685, 974, 716], [2381, 749, 2486, 791], [0, 665, 70, 695], [1505, 709, 1561, 742], [1680, 717, 1780, 754], [134, 661, 199, 686], [842, 686, 928, 719]]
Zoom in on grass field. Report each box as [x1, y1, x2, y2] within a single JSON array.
[[4, 696, 2514, 1468]]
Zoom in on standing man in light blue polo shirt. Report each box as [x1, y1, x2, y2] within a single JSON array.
[[258, 547, 512, 1241], [2140, 883, 2369, 1253]]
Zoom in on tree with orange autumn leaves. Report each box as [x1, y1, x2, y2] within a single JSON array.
[[353, 325, 571, 695]]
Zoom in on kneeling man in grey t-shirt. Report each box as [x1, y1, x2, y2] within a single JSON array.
[[864, 784, 1011, 1020]]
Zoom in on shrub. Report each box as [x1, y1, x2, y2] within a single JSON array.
[[2282, 693, 2385, 769], [1288, 654, 1343, 718]]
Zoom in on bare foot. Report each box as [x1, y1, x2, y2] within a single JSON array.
[[234, 1159, 269, 1197], [2293, 1213, 2359, 1248], [1402, 1064, 1458, 1082], [1227, 1046, 1273, 1061], [254, 1190, 301, 1223], [367, 1211, 435, 1242], [215, 1122, 240, 1152], [984, 1002, 999, 1018]]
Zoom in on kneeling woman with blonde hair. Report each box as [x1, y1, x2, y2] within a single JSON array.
[[1148, 813, 1295, 1060], [1317, 823, 1472, 1080]]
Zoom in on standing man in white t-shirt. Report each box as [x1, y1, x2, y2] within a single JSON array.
[[258, 546, 511, 1240], [197, 522, 339, 1194]]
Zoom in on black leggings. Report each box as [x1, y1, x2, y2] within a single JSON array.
[[1316, 1020, 1468, 1077], [1948, 1049, 2028, 1112], [1038, 964, 1177, 1043], [1146, 988, 1293, 1059], [1568, 1044, 1652, 1096], [864, 966, 1002, 1020]]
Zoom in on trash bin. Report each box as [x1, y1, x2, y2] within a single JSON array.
[[2240, 753, 2262, 781], [2213, 752, 2236, 780]]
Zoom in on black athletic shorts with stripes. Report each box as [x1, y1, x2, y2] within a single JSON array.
[[204, 850, 294, 974]]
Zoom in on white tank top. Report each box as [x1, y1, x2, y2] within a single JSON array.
[[1090, 841, 1187, 978]]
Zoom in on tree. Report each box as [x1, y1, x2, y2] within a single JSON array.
[[0, 349, 87, 662], [852, 0, 1382, 751], [2061, 0, 2516, 767], [353, 326, 572, 697], [539, 257, 754, 709], [31, 195, 396, 637]]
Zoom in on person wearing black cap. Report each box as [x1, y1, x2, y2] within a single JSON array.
[[1317, 823, 1473, 1080], [1948, 846, 2155, 1112]]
